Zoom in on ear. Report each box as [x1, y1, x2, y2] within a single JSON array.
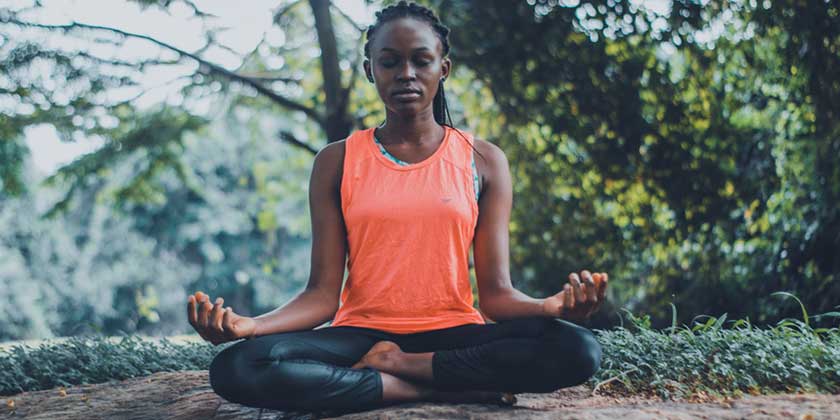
[[441, 57, 451, 81], [363, 59, 374, 83]]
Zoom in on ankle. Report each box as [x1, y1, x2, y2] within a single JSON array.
[[376, 348, 403, 374], [380, 371, 434, 402]]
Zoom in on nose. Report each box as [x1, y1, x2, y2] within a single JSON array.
[[396, 62, 416, 81]]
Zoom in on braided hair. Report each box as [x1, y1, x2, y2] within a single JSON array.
[[364, 1, 486, 166]]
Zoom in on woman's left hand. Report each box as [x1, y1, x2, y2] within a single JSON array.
[[542, 270, 608, 322]]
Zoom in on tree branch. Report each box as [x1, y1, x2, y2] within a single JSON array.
[[177, 0, 219, 19], [234, 72, 302, 84], [74, 50, 181, 68], [331, 2, 367, 33], [272, 0, 305, 25], [4, 16, 325, 125], [278, 130, 319, 155]]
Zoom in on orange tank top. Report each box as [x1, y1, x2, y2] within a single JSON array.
[[329, 125, 486, 334]]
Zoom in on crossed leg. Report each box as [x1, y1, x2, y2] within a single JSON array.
[[389, 316, 602, 394], [208, 325, 387, 413], [208, 316, 601, 414]]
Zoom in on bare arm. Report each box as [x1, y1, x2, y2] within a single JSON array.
[[251, 140, 348, 337], [472, 140, 548, 322], [472, 140, 609, 323]]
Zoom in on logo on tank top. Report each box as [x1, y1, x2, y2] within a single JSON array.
[[441, 197, 453, 203]]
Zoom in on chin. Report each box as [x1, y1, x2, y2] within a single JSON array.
[[386, 101, 430, 115]]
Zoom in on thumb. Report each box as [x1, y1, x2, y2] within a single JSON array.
[[222, 307, 234, 332], [543, 290, 565, 317]]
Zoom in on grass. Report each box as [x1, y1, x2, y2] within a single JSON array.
[[588, 292, 840, 399], [0, 334, 223, 396], [2, 292, 838, 399]]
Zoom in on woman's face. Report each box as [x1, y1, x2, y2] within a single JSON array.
[[364, 17, 450, 117]]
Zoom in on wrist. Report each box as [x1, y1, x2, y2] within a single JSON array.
[[249, 317, 263, 339], [540, 297, 552, 317]]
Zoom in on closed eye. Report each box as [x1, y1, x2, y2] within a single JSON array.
[[379, 58, 432, 68]]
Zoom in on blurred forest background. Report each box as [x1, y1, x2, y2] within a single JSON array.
[[1, 0, 838, 341]]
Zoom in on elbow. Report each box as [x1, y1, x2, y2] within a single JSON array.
[[323, 298, 340, 319], [326, 303, 339, 318], [478, 286, 513, 320], [317, 298, 339, 327], [305, 287, 339, 316]]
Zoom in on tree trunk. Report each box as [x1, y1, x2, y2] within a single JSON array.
[[310, 0, 354, 143]]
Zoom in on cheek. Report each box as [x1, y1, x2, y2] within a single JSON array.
[[426, 79, 441, 97], [375, 83, 391, 101]]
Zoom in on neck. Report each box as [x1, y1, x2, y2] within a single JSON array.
[[378, 107, 443, 145]]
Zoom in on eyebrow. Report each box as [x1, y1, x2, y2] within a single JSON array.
[[379, 47, 433, 53]]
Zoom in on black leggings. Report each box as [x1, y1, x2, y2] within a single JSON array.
[[208, 316, 601, 414]]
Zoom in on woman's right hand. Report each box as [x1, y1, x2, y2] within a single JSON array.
[[187, 291, 257, 345]]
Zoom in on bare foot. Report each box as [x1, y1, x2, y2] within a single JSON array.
[[352, 341, 518, 407], [352, 341, 402, 370]]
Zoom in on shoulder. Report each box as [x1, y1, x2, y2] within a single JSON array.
[[312, 139, 347, 190], [472, 137, 509, 186], [473, 138, 507, 164], [317, 138, 346, 161]]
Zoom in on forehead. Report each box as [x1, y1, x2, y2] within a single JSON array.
[[371, 17, 442, 55]]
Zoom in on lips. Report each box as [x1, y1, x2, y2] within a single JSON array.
[[392, 89, 421, 102], [392, 89, 421, 96]]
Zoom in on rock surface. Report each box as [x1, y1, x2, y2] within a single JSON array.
[[3, 370, 838, 419]]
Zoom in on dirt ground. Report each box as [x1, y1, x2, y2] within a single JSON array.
[[2, 370, 837, 419]]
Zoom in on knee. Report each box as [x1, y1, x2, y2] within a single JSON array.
[[208, 342, 253, 404], [208, 339, 326, 410], [573, 329, 602, 380], [543, 324, 602, 387]]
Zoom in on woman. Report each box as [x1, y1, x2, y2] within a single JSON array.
[[187, 1, 608, 415]]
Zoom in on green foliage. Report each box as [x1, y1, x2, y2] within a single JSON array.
[[0, 135, 29, 196], [41, 105, 209, 217], [0, 335, 220, 396], [590, 302, 840, 399], [0, 100, 315, 340], [0, 189, 201, 340], [1, 0, 349, 341], [428, 0, 840, 327]]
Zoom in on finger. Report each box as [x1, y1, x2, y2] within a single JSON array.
[[575, 273, 589, 304], [569, 272, 585, 303], [187, 295, 198, 327], [211, 297, 225, 333], [587, 273, 600, 302], [198, 297, 212, 329], [188, 295, 213, 342], [563, 284, 574, 310], [598, 272, 609, 301], [222, 307, 234, 334]]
